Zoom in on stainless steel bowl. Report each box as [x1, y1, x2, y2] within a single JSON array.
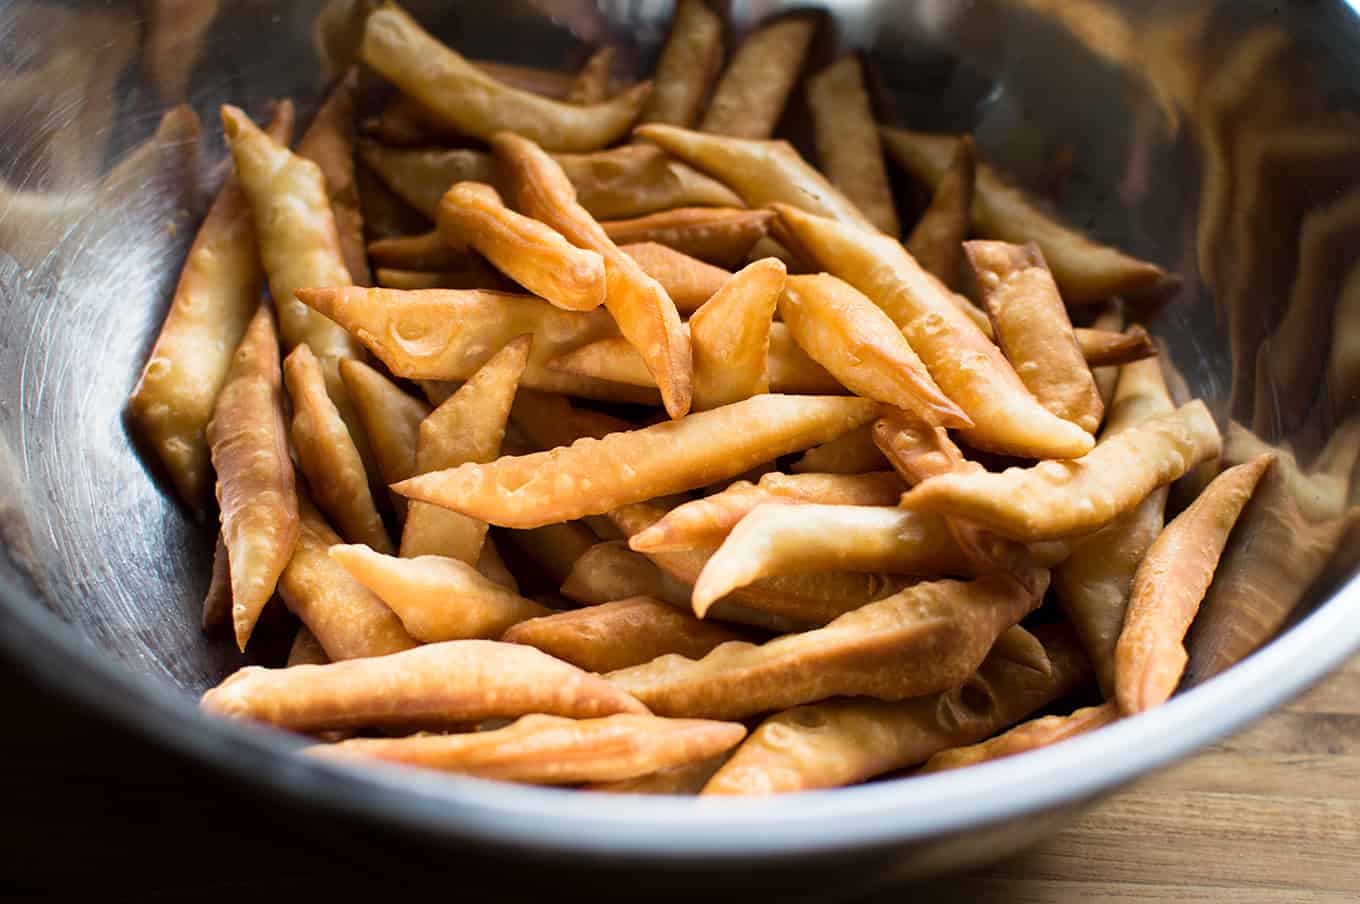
[[2, 0, 1359, 898]]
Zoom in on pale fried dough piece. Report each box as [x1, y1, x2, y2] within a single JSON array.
[[438, 182, 606, 312], [278, 495, 418, 661], [1077, 324, 1155, 369], [900, 400, 1222, 542], [640, 0, 724, 128], [476, 538, 519, 592], [638, 125, 876, 232], [1087, 308, 1126, 412], [881, 128, 1169, 304], [1052, 354, 1175, 696], [621, 243, 729, 312], [567, 47, 616, 105], [503, 521, 600, 588], [780, 274, 970, 428], [358, 144, 494, 218], [359, 5, 650, 152], [503, 597, 742, 673], [129, 103, 294, 507], [374, 266, 508, 292], [699, 14, 817, 140], [691, 505, 980, 615], [492, 132, 692, 418], [805, 55, 899, 234], [395, 395, 878, 529], [367, 231, 466, 270], [547, 322, 842, 395], [905, 136, 975, 290], [991, 625, 1054, 676], [200, 535, 232, 632], [339, 359, 430, 514], [585, 755, 728, 795], [307, 714, 744, 784], [602, 207, 775, 269], [206, 306, 299, 651], [775, 205, 1095, 459], [690, 259, 785, 409], [287, 626, 330, 667], [630, 471, 905, 553], [401, 337, 529, 562], [509, 389, 629, 449], [298, 70, 369, 286], [1115, 454, 1274, 714], [293, 286, 657, 405], [871, 409, 968, 486], [329, 544, 549, 642], [791, 425, 889, 474], [284, 346, 392, 553], [918, 702, 1119, 773], [702, 622, 1089, 794], [560, 541, 693, 609], [966, 240, 1104, 434], [202, 639, 647, 731], [618, 571, 1048, 720]]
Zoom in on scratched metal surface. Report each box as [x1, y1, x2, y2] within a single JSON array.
[[0, 0, 1359, 890]]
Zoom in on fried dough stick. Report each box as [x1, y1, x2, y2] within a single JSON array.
[[307, 714, 745, 785], [339, 359, 429, 518], [559, 542, 692, 609], [805, 54, 899, 234], [620, 243, 730, 312], [329, 544, 549, 642], [206, 306, 299, 651], [699, 14, 817, 139], [202, 640, 646, 732], [586, 755, 729, 795], [366, 231, 466, 271], [918, 702, 1119, 773], [298, 70, 369, 286], [637, 125, 877, 232], [200, 536, 232, 632], [904, 136, 975, 290], [567, 47, 616, 105], [899, 400, 1222, 542], [1077, 324, 1156, 369], [1115, 453, 1274, 714], [602, 208, 775, 269], [284, 345, 392, 553], [702, 623, 1089, 794], [640, 0, 724, 128], [614, 571, 1047, 719], [359, 4, 651, 151], [774, 205, 1095, 459], [491, 131, 692, 418], [401, 336, 529, 562], [438, 181, 606, 312], [966, 240, 1104, 434], [129, 102, 294, 507], [689, 258, 785, 409], [503, 597, 742, 673], [394, 395, 878, 529], [791, 425, 889, 474], [880, 128, 1169, 304]]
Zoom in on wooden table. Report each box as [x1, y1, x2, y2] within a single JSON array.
[[3, 651, 1358, 901]]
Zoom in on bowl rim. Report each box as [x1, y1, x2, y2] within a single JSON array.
[[2, 550, 1357, 861]]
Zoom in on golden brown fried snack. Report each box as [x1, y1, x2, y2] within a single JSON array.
[[401, 336, 529, 562], [329, 544, 549, 642], [206, 306, 299, 651], [293, 286, 656, 404], [702, 622, 1088, 795], [277, 496, 419, 660], [374, 266, 508, 291], [567, 46, 617, 105], [356, 159, 429, 240], [358, 144, 494, 218], [905, 136, 975, 290], [881, 128, 1169, 304], [871, 409, 968, 486], [476, 538, 519, 592], [298, 70, 369, 286], [202, 639, 647, 731], [791, 425, 889, 474], [1115, 454, 1273, 714], [395, 395, 878, 529], [900, 400, 1222, 542], [287, 626, 330, 667], [780, 274, 970, 428], [585, 755, 728, 795], [640, 0, 724, 127], [1076, 324, 1156, 369], [503, 597, 742, 673], [630, 471, 905, 553], [339, 359, 430, 509], [616, 571, 1047, 720], [560, 541, 693, 609], [284, 345, 392, 553], [129, 103, 293, 507], [501, 521, 600, 588], [439, 181, 607, 311], [367, 231, 466, 270], [307, 713, 745, 784], [699, 13, 817, 139], [966, 240, 1104, 434], [359, 4, 650, 152], [691, 505, 980, 614], [918, 702, 1118, 773], [492, 132, 692, 418], [602, 207, 775, 269], [805, 54, 899, 235], [1087, 308, 1126, 411], [200, 535, 232, 632], [775, 205, 1095, 459], [689, 258, 786, 409], [637, 125, 876, 232], [509, 388, 629, 449], [620, 243, 730, 312]]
